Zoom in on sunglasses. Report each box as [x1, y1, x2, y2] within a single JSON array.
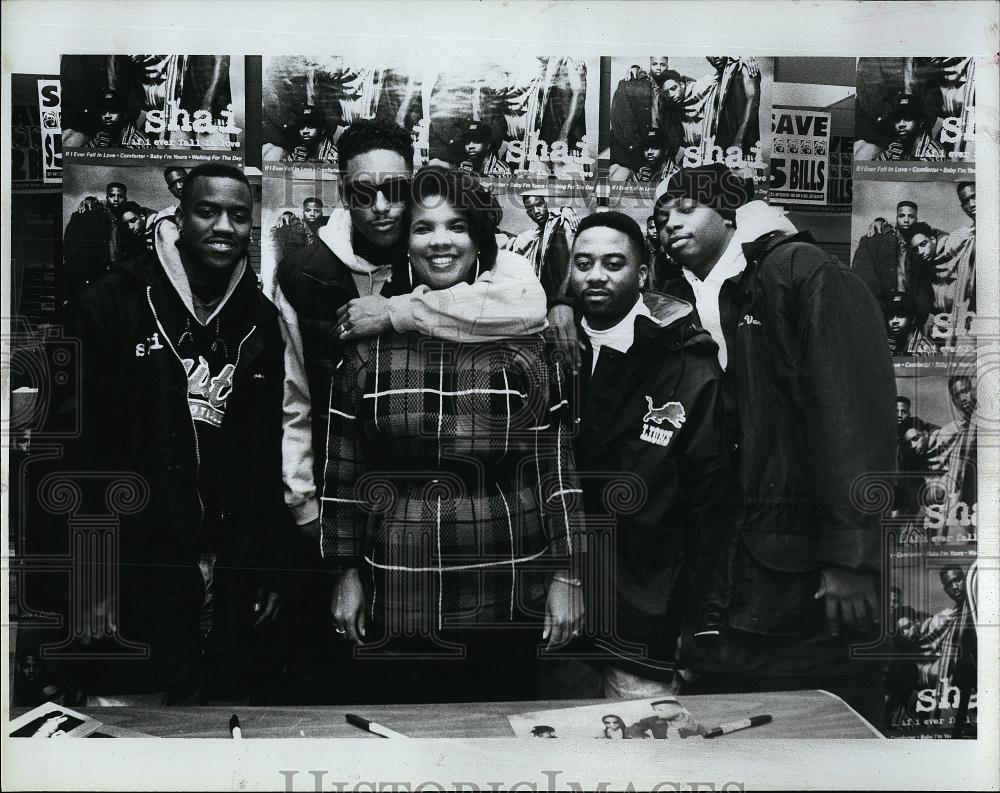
[[343, 176, 410, 209]]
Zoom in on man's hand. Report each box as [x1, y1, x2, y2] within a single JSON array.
[[331, 567, 367, 644], [336, 296, 393, 340], [542, 575, 585, 649], [252, 589, 281, 629], [815, 567, 879, 636], [884, 141, 905, 161], [546, 304, 582, 375]]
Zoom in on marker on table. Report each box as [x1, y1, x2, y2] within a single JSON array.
[[345, 713, 410, 739], [703, 714, 772, 739], [229, 714, 242, 739]]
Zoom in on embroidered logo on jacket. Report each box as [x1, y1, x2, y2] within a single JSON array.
[[640, 397, 685, 447], [738, 313, 763, 328], [183, 356, 235, 427]]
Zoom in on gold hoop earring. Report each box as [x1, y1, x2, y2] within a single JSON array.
[[407, 254, 414, 285], [474, 255, 481, 281]]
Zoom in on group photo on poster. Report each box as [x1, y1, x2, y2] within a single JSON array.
[[892, 368, 978, 550], [854, 57, 976, 162], [882, 557, 977, 739], [601, 56, 772, 192], [261, 55, 598, 180], [60, 55, 246, 151], [851, 175, 976, 355]]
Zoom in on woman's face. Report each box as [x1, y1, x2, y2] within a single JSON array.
[[408, 200, 478, 289]]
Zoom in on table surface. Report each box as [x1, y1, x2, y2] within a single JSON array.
[[11, 690, 883, 739]]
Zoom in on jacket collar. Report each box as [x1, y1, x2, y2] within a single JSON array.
[[738, 229, 815, 287], [153, 219, 248, 326]]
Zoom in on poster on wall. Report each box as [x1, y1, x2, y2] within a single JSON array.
[[769, 108, 830, 205], [262, 55, 599, 184], [11, 74, 62, 190]]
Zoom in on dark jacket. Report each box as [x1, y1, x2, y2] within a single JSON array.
[[571, 292, 731, 675], [851, 228, 934, 326], [609, 75, 685, 172], [276, 237, 392, 493], [62, 205, 114, 304], [667, 231, 896, 639], [31, 250, 287, 694]]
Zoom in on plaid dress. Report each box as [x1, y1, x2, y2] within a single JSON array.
[[320, 333, 582, 632]]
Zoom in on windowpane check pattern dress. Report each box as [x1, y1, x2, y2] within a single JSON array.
[[320, 332, 582, 633]]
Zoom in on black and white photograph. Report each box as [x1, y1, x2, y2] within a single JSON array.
[[262, 55, 599, 181], [881, 558, 978, 739], [3, 2, 999, 792], [601, 56, 772, 192], [850, 175, 976, 356], [892, 366, 978, 552], [60, 55, 246, 151], [854, 57, 976, 163]]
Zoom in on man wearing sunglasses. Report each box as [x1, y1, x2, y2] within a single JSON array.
[[272, 120, 548, 697]]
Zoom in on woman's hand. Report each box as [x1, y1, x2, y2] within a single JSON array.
[[543, 575, 584, 649], [331, 567, 367, 644]]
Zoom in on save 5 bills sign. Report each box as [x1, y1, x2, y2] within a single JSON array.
[[769, 109, 831, 205]]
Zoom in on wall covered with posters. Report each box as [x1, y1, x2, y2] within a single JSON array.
[[9, 53, 982, 743]]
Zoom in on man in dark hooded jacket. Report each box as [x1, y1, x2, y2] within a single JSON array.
[[566, 211, 730, 698], [31, 163, 285, 703], [656, 164, 896, 726]]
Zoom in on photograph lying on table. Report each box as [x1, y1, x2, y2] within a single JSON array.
[[509, 696, 710, 739]]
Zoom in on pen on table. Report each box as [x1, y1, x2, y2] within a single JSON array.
[[229, 714, 242, 739], [703, 714, 771, 739], [345, 713, 409, 739]]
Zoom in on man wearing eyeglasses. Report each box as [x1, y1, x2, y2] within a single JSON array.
[[272, 119, 548, 697]]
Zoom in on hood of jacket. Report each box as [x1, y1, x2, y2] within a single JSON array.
[[634, 290, 718, 356], [154, 217, 248, 326], [317, 207, 391, 276]]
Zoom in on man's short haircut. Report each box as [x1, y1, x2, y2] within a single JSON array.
[[956, 181, 974, 197], [303, 196, 323, 208], [662, 68, 685, 84], [337, 119, 414, 179], [106, 182, 127, 194], [900, 221, 935, 244], [651, 697, 680, 706], [939, 565, 964, 582], [897, 396, 911, 407], [179, 163, 252, 209], [573, 211, 647, 264], [897, 200, 918, 212], [163, 166, 187, 180], [119, 201, 144, 218]]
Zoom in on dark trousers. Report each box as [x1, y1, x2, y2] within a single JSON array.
[[682, 671, 886, 731]]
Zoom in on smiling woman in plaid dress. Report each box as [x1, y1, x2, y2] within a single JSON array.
[[322, 167, 584, 702]]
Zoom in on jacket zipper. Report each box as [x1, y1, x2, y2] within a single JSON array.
[[147, 286, 205, 527]]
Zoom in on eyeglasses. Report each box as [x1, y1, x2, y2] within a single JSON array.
[[343, 176, 410, 209]]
